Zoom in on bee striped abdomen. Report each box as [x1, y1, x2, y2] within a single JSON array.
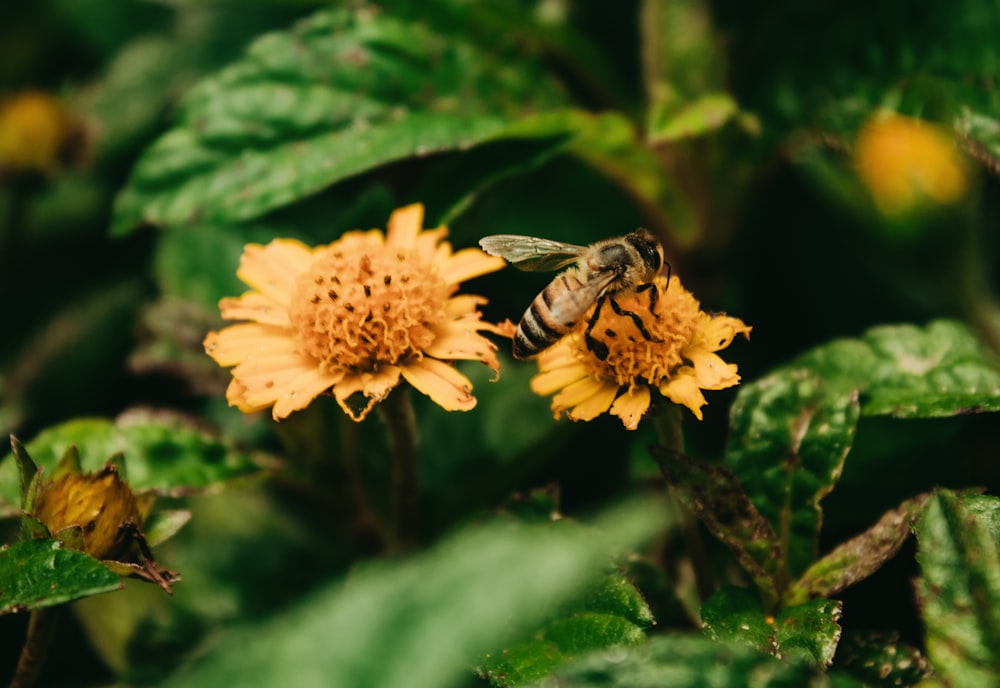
[[513, 271, 590, 359]]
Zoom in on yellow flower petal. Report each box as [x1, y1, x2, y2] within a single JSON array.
[[419, 228, 450, 261], [225, 377, 264, 412], [219, 292, 291, 327], [232, 351, 325, 393], [385, 203, 424, 249], [551, 376, 609, 414], [233, 353, 342, 416], [609, 386, 652, 431], [445, 294, 488, 316], [400, 357, 476, 412], [684, 348, 740, 389], [696, 315, 752, 352], [424, 322, 500, 370], [333, 367, 403, 421], [564, 379, 620, 422], [236, 239, 313, 305], [440, 247, 507, 285], [204, 323, 297, 366], [270, 368, 344, 420], [660, 368, 708, 421], [531, 361, 589, 396]]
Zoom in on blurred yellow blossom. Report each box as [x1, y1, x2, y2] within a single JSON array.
[[854, 112, 967, 216], [0, 90, 86, 176]]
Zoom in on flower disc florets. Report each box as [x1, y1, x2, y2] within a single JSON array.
[[288, 234, 449, 372]]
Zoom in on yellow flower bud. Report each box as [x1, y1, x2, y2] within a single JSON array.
[[32, 464, 139, 560]]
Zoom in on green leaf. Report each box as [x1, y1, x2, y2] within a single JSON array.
[[544, 613, 646, 653], [649, 92, 740, 144], [773, 599, 843, 667], [483, 613, 647, 688], [479, 571, 654, 687], [798, 320, 1000, 418], [700, 586, 777, 652], [701, 586, 842, 667], [112, 6, 564, 233], [9, 436, 38, 510], [956, 107, 1000, 173], [640, 0, 727, 108], [142, 510, 193, 548], [584, 573, 656, 629], [531, 633, 857, 688], [483, 641, 561, 688], [156, 497, 666, 688], [725, 372, 860, 582], [835, 631, 931, 687], [914, 490, 1000, 686], [0, 539, 122, 614], [651, 448, 783, 607], [0, 414, 264, 517], [725, 319, 1000, 583], [788, 493, 930, 605]]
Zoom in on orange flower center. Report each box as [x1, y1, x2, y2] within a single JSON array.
[[576, 276, 701, 386], [287, 237, 449, 373]]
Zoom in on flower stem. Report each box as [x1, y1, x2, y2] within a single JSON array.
[[336, 412, 390, 556], [273, 400, 388, 557], [10, 607, 58, 688], [378, 385, 420, 552], [652, 404, 716, 604]]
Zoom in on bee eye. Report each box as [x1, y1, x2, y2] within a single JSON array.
[[626, 232, 661, 271]]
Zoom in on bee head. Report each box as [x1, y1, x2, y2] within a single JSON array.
[[626, 229, 664, 276]]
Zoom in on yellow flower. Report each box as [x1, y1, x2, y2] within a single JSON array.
[[33, 463, 140, 560], [854, 112, 967, 215], [28, 451, 179, 593], [0, 90, 85, 175], [530, 275, 750, 429], [204, 204, 507, 421]]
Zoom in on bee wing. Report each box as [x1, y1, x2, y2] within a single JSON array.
[[479, 235, 586, 273], [546, 269, 618, 316]]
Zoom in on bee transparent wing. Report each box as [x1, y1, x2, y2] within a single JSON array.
[[542, 270, 618, 332], [479, 235, 586, 273]]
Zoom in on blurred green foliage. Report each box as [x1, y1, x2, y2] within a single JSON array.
[[2, 1, 1000, 686]]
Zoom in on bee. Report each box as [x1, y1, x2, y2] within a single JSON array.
[[479, 230, 668, 360]]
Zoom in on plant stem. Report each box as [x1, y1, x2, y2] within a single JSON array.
[[10, 607, 58, 688], [336, 411, 389, 556], [273, 399, 388, 557], [378, 385, 420, 552], [652, 404, 716, 604]]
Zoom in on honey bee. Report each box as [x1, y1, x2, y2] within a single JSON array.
[[479, 230, 668, 360]]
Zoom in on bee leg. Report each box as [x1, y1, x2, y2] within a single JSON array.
[[636, 282, 660, 317], [609, 296, 663, 343], [584, 296, 611, 360]]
